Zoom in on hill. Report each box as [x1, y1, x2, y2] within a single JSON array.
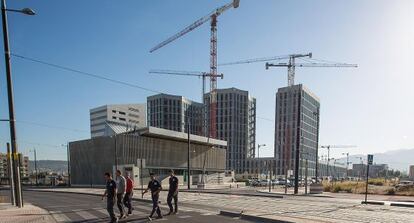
[[28, 160, 68, 174], [336, 148, 414, 173]]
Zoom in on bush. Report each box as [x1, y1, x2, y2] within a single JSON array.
[[386, 188, 395, 195], [368, 178, 385, 186]]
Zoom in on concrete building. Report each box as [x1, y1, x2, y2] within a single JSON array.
[[351, 163, 388, 179], [274, 84, 320, 179], [69, 126, 227, 186], [0, 152, 29, 183], [147, 94, 204, 136], [204, 88, 256, 174], [409, 165, 414, 180], [90, 104, 146, 138]]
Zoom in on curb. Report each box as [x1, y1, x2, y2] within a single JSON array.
[[390, 203, 414, 208], [185, 190, 284, 199], [361, 201, 385, 205], [219, 210, 293, 223], [255, 190, 330, 198]]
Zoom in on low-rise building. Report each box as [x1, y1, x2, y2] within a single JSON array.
[[69, 126, 227, 187]]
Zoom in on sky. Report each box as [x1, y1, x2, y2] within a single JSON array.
[[0, 0, 413, 163]]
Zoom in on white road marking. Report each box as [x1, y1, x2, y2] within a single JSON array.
[[52, 213, 71, 222], [77, 210, 98, 220], [178, 215, 192, 219]]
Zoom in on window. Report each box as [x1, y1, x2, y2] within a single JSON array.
[[112, 116, 117, 120], [119, 117, 126, 121], [119, 111, 126, 115], [112, 110, 116, 113]]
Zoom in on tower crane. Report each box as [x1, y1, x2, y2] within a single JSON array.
[[150, 0, 240, 138], [319, 145, 357, 179], [219, 52, 358, 86], [148, 69, 223, 103]]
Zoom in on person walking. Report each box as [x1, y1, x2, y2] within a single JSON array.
[[123, 172, 134, 216], [142, 173, 163, 220], [115, 170, 126, 219], [102, 172, 117, 223], [166, 169, 179, 215]]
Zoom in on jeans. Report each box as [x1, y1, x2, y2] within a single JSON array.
[[116, 193, 125, 215], [123, 192, 133, 214], [150, 193, 162, 217], [106, 197, 116, 222], [167, 191, 178, 213]]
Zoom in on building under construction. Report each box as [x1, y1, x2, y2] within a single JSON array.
[[274, 84, 320, 179]]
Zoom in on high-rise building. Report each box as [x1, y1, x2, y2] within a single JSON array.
[[0, 152, 29, 178], [205, 88, 256, 173], [90, 104, 146, 138], [274, 84, 320, 180], [147, 94, 204, 135], [409, 165, 414, 180]]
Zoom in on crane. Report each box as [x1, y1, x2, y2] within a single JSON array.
[[149, 0, 240, 138], [319, 145, 357, 178], [148, 69, 224, 103], [219, 52, 358, 86]]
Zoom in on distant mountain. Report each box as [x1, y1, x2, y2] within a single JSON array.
[[28, 160, 68, 174], [336, 148, 414, 173]]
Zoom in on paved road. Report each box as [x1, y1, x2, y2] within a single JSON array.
[[20, 190, 252, 223]]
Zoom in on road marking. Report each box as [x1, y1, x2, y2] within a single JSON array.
[[77, 210, 98, 220], [52, 213, 71, 222], [178, 215, 192, 219], [95, 208, 108, 215]]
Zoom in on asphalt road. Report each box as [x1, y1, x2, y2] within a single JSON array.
[[19, 190, 252, 223]]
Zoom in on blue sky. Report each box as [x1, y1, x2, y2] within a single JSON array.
[[0, 0, 413, 162]]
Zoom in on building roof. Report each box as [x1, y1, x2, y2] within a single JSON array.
[[134, 126, 227, 147]]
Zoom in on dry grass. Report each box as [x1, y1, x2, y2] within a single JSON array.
[[322, 179, 414, 196]]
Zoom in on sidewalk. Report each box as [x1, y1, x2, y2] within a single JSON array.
[[0, 203, 56, 223]]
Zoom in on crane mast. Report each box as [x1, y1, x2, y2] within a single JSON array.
[[149, 0, 240, 138]]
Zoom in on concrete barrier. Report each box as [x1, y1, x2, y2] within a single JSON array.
[[309, 183, 324, 194]]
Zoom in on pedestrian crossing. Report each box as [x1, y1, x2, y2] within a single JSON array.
[[49, 203, 219, 222]]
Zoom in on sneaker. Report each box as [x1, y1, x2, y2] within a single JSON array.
[[110, 218, 118, 223], [147, 216, 153, 221], [173, 211, 178, 215], [156, 216, 163, 219], [118, 214, 126, 219], [165, 211, 172, 216]]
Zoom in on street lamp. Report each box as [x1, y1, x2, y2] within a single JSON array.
[[61, 143, 71, 187], [257, 144, 266, 179], [342, 152, 350, 179], [1, 0, 35, 208], [29, 148, 38, 186]]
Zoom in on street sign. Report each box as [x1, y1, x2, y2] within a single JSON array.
[[367, 154, 373, 165]]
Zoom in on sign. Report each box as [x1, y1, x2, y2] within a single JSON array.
[[137, 159, 146, 168], [367, 154, 373, 165]]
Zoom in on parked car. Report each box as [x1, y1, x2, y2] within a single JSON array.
[[258, 179, 270, 186]]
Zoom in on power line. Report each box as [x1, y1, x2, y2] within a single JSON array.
[[11, 53, 163, 94], [16, 120, 88, 133]]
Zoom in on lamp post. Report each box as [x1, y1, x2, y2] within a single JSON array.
[[1, 0, 35, 208], [61, 143, 71, 187], [257, 144, 266, 180], [313, 111, 319, 182], [29, 148, 38, 186], [342, 152, 350, 179]]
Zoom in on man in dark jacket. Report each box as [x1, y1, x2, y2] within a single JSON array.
[[102, 172, 117, 223], [142, 173, 163, 220], [166, 169, 179, 215]]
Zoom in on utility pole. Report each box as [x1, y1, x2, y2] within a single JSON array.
[[33, 148, 38, 186], [187, 115, 191, 190], [66, 143, 71, 187], [6, 143, 15, 205], [305, 158, 308, 195], [1, 0, 35, 208]]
